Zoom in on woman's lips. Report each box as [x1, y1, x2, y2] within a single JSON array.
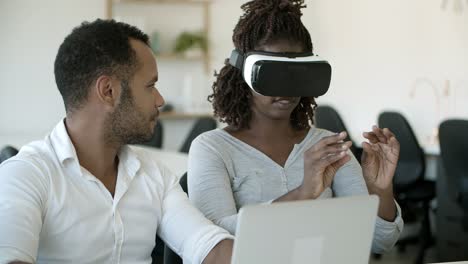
[[272, 97, 298, 109]]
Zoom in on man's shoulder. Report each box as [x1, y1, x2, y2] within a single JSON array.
[[126, 146, 168, 178], [1, 139, 57, 176], [126, 146, 180, 188]]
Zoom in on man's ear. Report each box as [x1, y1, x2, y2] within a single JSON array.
[[95, 75, 120, 108]]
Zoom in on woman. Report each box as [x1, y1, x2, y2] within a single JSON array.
[[188, 0, 403, 253]]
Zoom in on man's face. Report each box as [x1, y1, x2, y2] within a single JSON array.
[[108, 39, 165, 145]]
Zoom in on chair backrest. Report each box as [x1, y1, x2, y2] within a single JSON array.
[[315, 105, 359, 157], [378, 112, 425, 188], [439, 119, 468, 205], [143, 121, 164, 149], [0, 145, 19, 164], [179, 172, 188, 193], [179, 117, 217, 153]]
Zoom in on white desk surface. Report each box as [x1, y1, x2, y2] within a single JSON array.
[[130, 145, 188, 179], [130, 142, 439, 181], [432, 261, 468, 264], [422, 142, 440, 156]]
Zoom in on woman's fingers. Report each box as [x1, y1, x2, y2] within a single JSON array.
[[363, 131, 379, 144], [313, 131, 347, 150], [372, 125, 388, 143]]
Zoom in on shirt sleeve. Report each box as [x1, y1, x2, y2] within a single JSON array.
[[157, 163, 233, 264], [0, 159, 48, 263], [332, 152, 404, 253], [187, 136, 239, 235]]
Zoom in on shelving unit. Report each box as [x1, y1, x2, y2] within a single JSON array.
[[106, 0, 212, 73]]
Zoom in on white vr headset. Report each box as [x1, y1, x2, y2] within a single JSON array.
[[229, 49, 332, 97]]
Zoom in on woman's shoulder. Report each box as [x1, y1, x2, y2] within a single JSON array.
[[191, 128, 239, 152], [193, 128, 229, 145]]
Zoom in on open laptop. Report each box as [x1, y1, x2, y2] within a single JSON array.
[[231, 195, 379, 264]]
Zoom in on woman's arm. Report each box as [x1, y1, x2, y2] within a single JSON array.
[[188, 136, 240, 234], [332, 139, 404, 254]]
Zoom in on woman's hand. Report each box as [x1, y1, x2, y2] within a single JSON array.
[[301, 131, 352, 199], [361, 126, 400, 195]]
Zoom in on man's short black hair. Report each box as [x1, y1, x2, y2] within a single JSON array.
[[54, 19, 149, 113]]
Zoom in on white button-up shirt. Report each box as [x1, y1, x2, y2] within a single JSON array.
[[0, 120, 233, 264]]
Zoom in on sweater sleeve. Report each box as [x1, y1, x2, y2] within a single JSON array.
[[187, 135, 239, 235]]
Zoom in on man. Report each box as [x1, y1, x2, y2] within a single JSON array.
[[0, 19, 233, 264]]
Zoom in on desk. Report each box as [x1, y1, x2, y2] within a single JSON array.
[[157, 112, 214, 151], [130, 145, 188, 178], [159, 111, 212, 120], [432, 261, 468, 264], [421, 142, 440, 181], [422, 142, 440, 156]]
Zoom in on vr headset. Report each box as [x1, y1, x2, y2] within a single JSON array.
[[229, 49, 332, 97]]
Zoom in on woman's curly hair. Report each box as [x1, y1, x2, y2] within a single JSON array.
[[209, 0, 317, 130]]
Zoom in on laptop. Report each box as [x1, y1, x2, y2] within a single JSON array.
[[231, 195, 379, 264]]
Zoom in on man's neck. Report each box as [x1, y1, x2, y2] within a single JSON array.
[[64, 115, 120, 182]]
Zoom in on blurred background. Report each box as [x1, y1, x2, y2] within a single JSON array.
[[1, 0, 467, 263]]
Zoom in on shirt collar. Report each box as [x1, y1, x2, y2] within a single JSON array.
[[49, 119, 79, 165], [49, 119, 141, 179], [118, 145, 141, 180]]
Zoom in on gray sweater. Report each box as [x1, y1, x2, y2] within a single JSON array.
[[187, 127, 404, 253]]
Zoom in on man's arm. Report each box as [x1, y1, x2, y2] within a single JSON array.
[[157, 163, 234, 264], [202, 239, 233, 264], [0, 159, 47, 263]]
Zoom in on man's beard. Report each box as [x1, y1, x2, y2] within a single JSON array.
[[105, 87, 156, 145]]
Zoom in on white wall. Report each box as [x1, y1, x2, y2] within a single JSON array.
[[303, 0, 468, 145], [0, 0, 106, 148], [1, 0, 467, 149]]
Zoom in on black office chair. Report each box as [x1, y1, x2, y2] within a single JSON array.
[[0, 145, 19, 164], [438, 119, 468, 260], [143, 121, 164, 149], [179, 117, 217, 153], [151, 235, 165, 264], [315, 105, 363, 161], [179, 172, 188, 193], [378, 111, 435, 264], [439, 120, 468, 228]]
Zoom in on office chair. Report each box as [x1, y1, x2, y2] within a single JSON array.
[[378, 111, 435, 264], [143, 121, 164, 149], [0, 145, 19, 164], [437, 120, 468, 260], [314, 105, 363, 161], [179, 117, 217, 153], [179, 172, 188, 193]]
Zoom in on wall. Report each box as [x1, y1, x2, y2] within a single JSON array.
[[0, 0, 106, 147], [303, 0, 468, 145]]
